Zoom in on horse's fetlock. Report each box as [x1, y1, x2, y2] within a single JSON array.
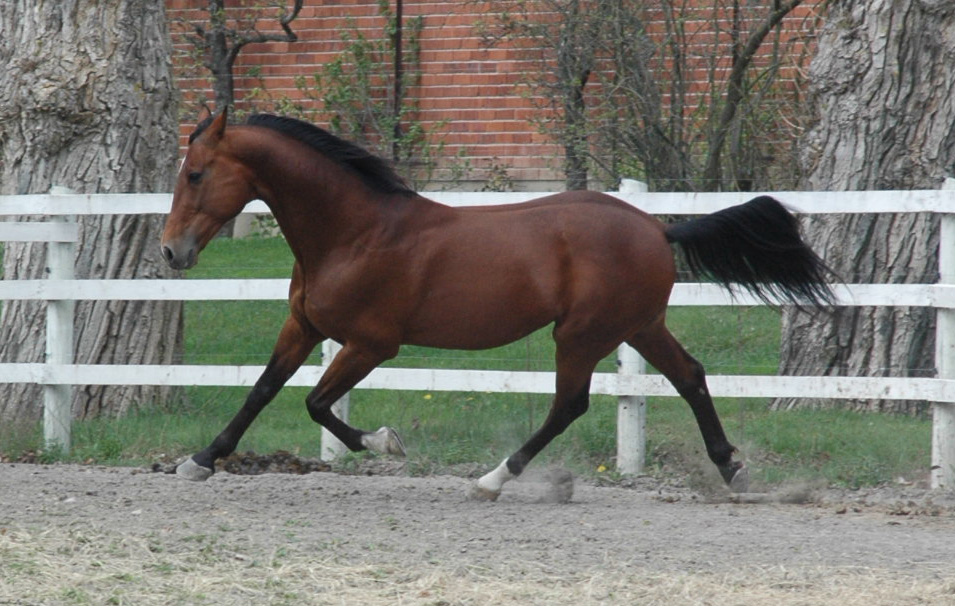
[[709, 444, 736, 468]]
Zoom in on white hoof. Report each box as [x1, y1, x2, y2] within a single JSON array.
[[729, 465, 750, 493], [176, 457, 214, 482], [469, 459, 515, 502], [361, 427, 406, 456]]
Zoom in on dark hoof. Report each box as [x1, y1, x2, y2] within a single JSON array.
[[719, 461, 749, 493], [467, 482, 501, 502]]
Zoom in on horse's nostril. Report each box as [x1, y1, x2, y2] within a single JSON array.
[[161, 245, 174, 264]]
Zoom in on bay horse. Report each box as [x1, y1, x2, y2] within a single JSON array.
[[161, 108, 833, 500]]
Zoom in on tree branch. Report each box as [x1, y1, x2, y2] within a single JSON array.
[[225, 0, 304, 69], [702, 0, 804, 189]]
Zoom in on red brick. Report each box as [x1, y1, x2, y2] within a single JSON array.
[[168, 0, 822, 184]]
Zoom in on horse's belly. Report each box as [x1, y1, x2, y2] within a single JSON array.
[[404, 286, 555, 350]]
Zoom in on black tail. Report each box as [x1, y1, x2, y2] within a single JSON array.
[[664, 196, 836, 308]]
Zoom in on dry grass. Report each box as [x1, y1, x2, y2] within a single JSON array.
[[1, 525, 953, 606]]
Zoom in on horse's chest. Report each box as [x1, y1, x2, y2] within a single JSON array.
[[298, 263, 408, 341], [300, 284, 360, 327]]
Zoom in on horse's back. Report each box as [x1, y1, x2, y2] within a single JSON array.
[[443, 191, 672, 281], [453, 190, 651, 218]]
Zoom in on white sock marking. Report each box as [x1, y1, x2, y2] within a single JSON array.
[[476, 459, 515, 494]]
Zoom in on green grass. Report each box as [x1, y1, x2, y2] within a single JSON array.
[[0, 236, 933, 488]]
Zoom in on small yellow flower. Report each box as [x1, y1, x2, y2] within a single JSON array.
[[423, 393, 433, 400], [597, 464, 607, 473]]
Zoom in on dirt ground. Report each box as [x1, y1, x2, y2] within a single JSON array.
[[2, 461, 955, 605]]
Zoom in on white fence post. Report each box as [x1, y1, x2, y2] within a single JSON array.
[[43, 187, 76, 452], [932, 179, 955, 489], [616, 343, 647, 475], [320, 340, 351, 461], [615, 179, 648, 475]]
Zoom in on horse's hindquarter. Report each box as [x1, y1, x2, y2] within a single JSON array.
[[400, 193, 675, 350]]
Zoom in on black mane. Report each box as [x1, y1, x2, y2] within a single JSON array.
[[245, 114, 415, 196]]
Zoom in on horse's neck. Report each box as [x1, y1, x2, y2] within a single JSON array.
[[243, 135, 388, 256]]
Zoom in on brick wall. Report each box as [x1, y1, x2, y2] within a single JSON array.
[[166, 1, 823, 190]]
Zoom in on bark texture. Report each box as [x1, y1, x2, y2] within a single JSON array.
[[0, 1, 183, 421], [777, 0, 955, 414]]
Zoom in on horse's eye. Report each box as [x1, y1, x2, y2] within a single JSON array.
[[188, 171, 203, 185]]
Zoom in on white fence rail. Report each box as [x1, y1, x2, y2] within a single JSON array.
[[2, 182, 955, 488]]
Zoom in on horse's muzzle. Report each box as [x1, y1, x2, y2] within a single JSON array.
[[160, 241, 197, 270]]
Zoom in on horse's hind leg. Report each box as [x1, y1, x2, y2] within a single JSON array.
[[303, 342, 405, 457], [628, 320, 749, 492]]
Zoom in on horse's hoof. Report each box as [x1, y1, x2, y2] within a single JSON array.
[[176, 457, 214, 482], [361, 426, 406, 457], [728, 464, 750, 493], [466, 482, 501, 502], [718, 461, 749, 493]]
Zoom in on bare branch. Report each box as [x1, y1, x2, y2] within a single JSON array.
[[226, 1, 304, 69], [702, 0, 804, 188], [177, 0, 305, 113], [279, 0, 304, 33]]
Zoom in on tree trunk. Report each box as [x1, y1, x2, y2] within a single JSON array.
[[562, 78, 591, 191], [206, 0, 236, 115], [0, 1, 183, 422], [776, 0, 955, 414], [557, 0, 593, 191]]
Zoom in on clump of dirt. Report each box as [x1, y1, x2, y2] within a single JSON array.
[[0, 450, 44, 464], [217, 450, 331, 475], [152, 450, 331, 476]]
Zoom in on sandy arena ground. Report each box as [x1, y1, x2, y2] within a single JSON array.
[[2, 462, 955, 605]]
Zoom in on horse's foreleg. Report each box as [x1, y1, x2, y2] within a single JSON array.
[[628, 321, 749, 492], [304, 343, 405, 457], [470, 347, 596, 501], [176, 315, 321, 481]]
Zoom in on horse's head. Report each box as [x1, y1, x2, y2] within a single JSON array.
[[161, 108, 257, 270]]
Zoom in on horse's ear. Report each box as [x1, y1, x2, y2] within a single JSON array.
[[207, 107, 228, 142]]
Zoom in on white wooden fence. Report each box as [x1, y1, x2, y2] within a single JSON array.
[[2, 181, 955, 488]]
